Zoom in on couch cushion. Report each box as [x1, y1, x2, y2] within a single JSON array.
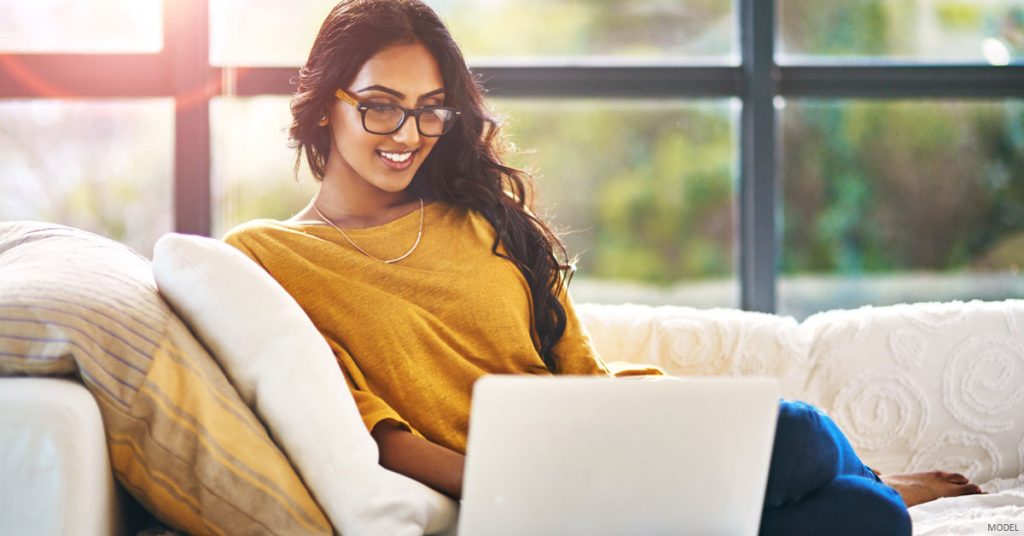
[[800, 301, 1024, 482], [0, 222, 331, 536], [152, 232, 458, 536], [576, 303, 814, 398]]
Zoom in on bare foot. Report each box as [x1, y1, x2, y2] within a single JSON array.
[[879, 470, 984, 507]]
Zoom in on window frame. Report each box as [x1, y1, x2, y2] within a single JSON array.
[[1, 0, 1021, 312]]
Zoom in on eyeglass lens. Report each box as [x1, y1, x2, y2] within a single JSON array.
[[363, 106, 456, 136]]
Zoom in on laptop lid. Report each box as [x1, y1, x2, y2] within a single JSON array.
[[458, 376, 780, 536]]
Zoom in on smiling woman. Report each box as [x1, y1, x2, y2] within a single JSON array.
[[222, 0, 584, 502]]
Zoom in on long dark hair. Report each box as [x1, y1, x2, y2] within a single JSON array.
[[290, 0, 573, 372]]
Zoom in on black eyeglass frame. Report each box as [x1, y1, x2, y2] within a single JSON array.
[[334, 88, 461, 137]]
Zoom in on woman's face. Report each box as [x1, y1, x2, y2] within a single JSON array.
[[325, 42, 446, 198]]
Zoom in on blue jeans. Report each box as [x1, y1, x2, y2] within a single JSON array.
[[759, 401, 912, 536]]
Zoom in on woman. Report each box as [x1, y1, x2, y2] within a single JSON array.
[[223, 1, 981, 533]]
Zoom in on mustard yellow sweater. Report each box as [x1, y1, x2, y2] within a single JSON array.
[[223, 202, 621, 454]]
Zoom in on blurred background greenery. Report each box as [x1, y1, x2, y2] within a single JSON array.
[[1, 0, 1022, 317]]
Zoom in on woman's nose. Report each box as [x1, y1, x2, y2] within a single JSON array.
[[391, 115, 421, 145]]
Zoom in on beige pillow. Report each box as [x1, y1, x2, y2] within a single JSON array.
[[153, 232, 458, 536], [0, 221, 331, 536]]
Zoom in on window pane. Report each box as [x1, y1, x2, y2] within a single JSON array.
[[778, 0, 1024, 64], [0, 0, 162, 53], [437, 0, 737, 63], [209, 0, 737, 66], [494, 98, 739, 306], [779, 100, 1024, 319], [209, 0, 335, 66], [0, 99, 174, 257], [211, 97, 317, 237]]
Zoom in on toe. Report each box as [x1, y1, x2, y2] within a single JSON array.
[[957, 484, 983, 496], [947, 473, 969, 484]]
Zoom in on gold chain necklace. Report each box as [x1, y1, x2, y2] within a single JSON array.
[[311, 198, 424, 264]]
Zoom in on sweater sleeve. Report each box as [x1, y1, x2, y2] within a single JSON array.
[[551, 285, 613, 376], [553, 283, 665, 378], [326, 338, 421, 437]]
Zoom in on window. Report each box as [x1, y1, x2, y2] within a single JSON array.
[[2, 0, 1021, 314]]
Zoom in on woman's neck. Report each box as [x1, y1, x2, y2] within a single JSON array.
[[300, 177, 419, 229]]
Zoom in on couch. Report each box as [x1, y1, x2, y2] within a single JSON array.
[[1, 221, 1022, 535]]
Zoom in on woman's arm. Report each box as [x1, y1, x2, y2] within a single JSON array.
[[371, 420, 465, 499]]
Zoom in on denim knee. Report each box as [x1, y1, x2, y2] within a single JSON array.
[[764, 401, 842, 507], [761, 475, 911, 536]]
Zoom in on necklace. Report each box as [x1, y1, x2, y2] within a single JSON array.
[[311, 198, 425, 264]]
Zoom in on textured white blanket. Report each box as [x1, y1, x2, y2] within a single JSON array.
[[910, 476, 1024, 534]]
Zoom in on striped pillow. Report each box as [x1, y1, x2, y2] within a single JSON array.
[[0, 222, 331, 536]]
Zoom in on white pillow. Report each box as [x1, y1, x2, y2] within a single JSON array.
[[152, 233, 458, 536]]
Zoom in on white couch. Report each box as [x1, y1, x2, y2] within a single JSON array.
[[3, 299, 1023, 535], [578, 299, 1024, 533]]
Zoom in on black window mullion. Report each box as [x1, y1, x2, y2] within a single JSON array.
[[0, 54, 171, 98], [780, 65, 1024, 99], [740, 0, 778, 313], [167, 0, 213, 237]]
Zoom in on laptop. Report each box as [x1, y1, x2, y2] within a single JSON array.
[[458, 375, 780, 536]]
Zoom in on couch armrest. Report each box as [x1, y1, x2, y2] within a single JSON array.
[[798, 300, 1024, 482], [0, 378, 122, 536]]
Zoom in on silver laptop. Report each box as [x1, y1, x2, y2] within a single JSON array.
[[458, 376, 780, 536]]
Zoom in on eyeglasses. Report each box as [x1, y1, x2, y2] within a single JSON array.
[[334, 89, 460, 137]]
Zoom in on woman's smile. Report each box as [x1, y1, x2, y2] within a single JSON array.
[[376, 149, 417, 171]]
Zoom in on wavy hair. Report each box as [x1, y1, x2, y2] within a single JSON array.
[[290, 0, 573, 371]]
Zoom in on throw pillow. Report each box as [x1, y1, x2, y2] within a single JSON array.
[[0, 221, 331, 536]]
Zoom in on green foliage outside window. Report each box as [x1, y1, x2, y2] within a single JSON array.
[[495, 100, 736, 285], [782, 101, 1024, 277]]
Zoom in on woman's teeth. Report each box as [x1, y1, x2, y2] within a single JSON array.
[[379, 150, 413, 163]]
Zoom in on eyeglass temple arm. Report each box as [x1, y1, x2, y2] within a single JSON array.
[[335, 89, 359, 107]]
